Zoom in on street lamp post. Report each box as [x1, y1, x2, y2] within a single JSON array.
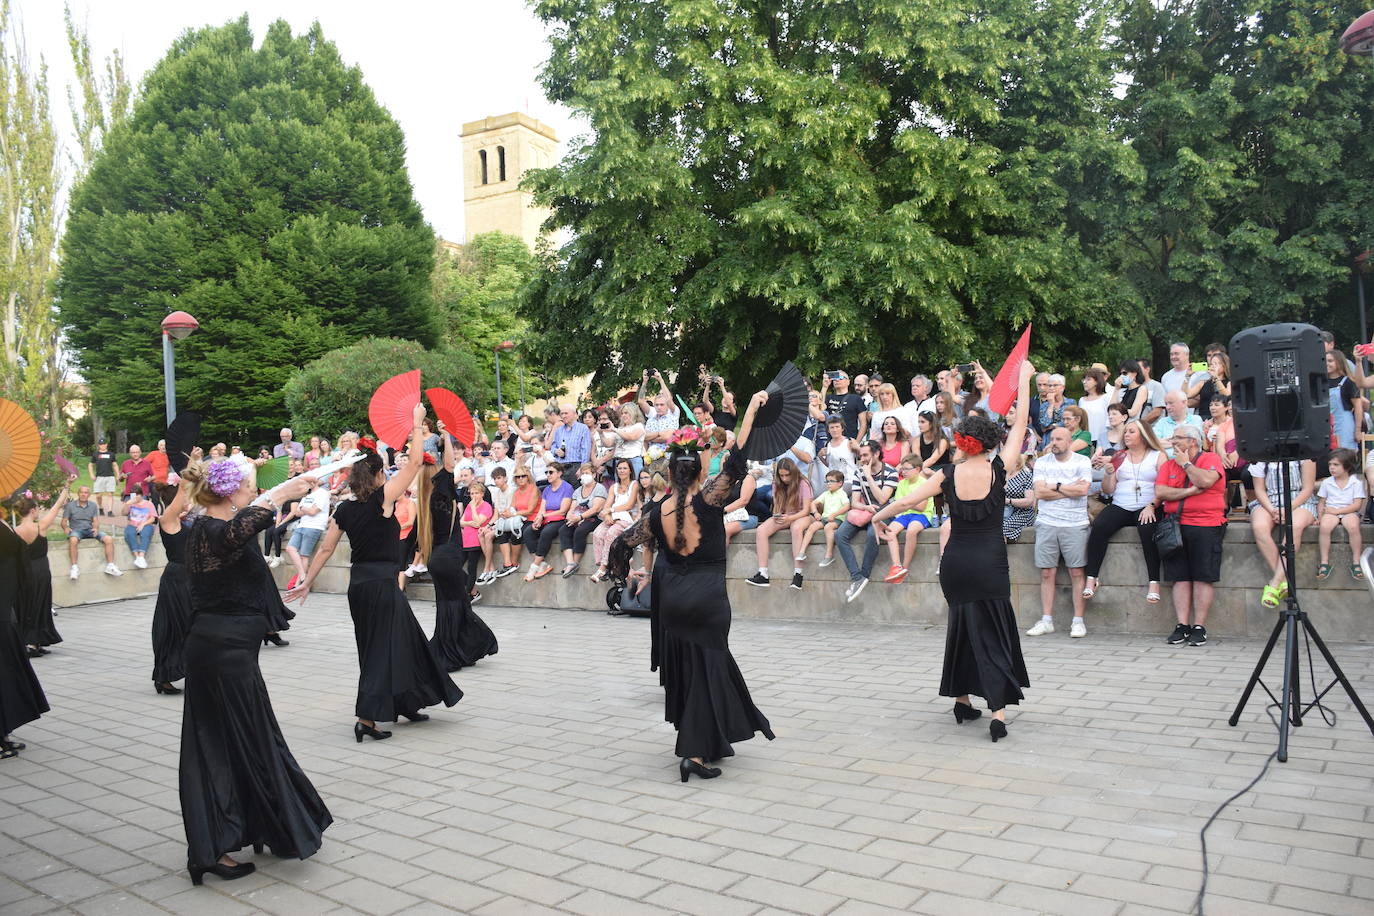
[[493, 340, 515, 415], [160, 311, 200, 426]]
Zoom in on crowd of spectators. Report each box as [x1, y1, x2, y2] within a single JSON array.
[[61, 332, 1371, 644]]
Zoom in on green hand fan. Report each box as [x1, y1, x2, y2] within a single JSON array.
[[255, 456, 291, 490]]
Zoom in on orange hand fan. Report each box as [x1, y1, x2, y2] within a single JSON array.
[[0, 399, 41, 498], [425, 387, 477, 448], [369, 370, 422, 449]]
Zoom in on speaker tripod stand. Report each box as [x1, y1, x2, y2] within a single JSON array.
[[1228, 460, 1374, 761]]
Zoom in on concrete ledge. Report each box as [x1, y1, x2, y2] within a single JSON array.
[[52, 524, 1374, 641]]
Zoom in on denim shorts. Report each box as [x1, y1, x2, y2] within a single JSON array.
[[289, 527, 324, 556]]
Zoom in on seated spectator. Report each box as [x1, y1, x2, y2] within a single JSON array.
[[1202, 395, 1248, 509], [873, 414, 910, 468], [589, 409, 618, 479], [877, 456, 938, 584], [1156, 426, 1227, 646], [591, 459, 641, 580], [1112, 359, 1159, 423], [1034, 374, 1075, 447], [702, 427, 729, 478], [903, 374, 936, 426], [558, 464, 607, 577], [869, 383, 911, 439], [745, 457, 813, 589], [501, 466, 542, 573], [483, 439, 516, 486], [837, 443, 897, 601], [514, 414, 540, 457], [1249, 459, 1318, 607], [1161, 342, 1205, 395], [459, 480, 495, 601], [722, 460, 759, 543], [1152, 390, 1200, 456], [1078, 368, 1110, 446], [933, 392, 959, 439], [1084, 419, 1167, 604], [522, 464, 573, 581], [121, 491, 158, 570], [915, 411, 951, 475], [274, 427, 305, 460], [63, 486, 120, 578], [800, 470, 849, 568], [1316, 449, 1365, 582], [1062, 406, 1093, 456], [1136, 358, 1169, 424], [485, 467, 517, 577], [963, 362, 999, 422], [1100, 401, 1128, 453], [305, 436, 326, 470], [1003, 457, 1037, 542]]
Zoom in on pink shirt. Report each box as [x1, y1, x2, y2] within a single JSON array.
[[461, 500, 493, 548]]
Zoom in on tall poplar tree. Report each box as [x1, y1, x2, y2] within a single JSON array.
[[59, 18, 436, 445], [522, 0, 1130, 395]]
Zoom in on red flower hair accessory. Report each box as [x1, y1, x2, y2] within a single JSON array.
[[953, 432, 985, 456], [422, 452, 436, 465], [357, 436, 377, 451]]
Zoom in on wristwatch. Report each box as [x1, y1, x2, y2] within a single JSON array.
[[1181, 461, 1193, 471], [1054, 481, 1062, 492]]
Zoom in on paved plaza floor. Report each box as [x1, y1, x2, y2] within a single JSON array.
[[1, 595, 1372, 915]]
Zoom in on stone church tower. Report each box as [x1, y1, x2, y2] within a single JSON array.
[[460, 113, 558, 249]]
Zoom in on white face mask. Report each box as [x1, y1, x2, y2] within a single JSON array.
[[579, 473, 594, 486]]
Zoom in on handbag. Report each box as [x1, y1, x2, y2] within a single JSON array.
[[846, 507, 875, 527], [1153, 494, 1185, 557]]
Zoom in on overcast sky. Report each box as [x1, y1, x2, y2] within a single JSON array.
[[12, 0, 585, 242]]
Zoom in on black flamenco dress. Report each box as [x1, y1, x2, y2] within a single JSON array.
[[180, 506, 331, 869], [938, 455, 1030, 710], [0, 524, 48, 737], [21, 535, 62, 648], [427, 474, 498, 671], [151, 526, 192, 685], [333, 488, 463, 721], [618, 450, 774, 761]]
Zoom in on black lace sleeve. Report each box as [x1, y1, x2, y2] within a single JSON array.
[[197, 506, 275, 568], [607, 510, 655, 580], [702, 448, 748, 508]]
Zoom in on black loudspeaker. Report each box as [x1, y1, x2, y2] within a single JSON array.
[[1230, 323, 1330, 462]]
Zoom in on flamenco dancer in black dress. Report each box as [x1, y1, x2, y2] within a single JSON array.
[[0, 513, 48, 759], [289, 403, 462, 741], [609, 391, 773, 782], [872, 360, 1036, 741], [424, 422, 498, 670], [151, 482, 193, 694], [177, 460, 331, 884], [12, 482, 72, 658]]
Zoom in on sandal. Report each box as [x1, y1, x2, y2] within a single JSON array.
[[1261, 584, 1280, 608], [1352, 564, 1365, 581], [1081, 577, 1098, 600], [1146, 583, 1161, 604], [1316, 564, 1331, 581]]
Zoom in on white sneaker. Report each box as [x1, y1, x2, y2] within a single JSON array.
[[1026, 618, 1054, 636], [819, 555, 835, 567], [269, 556, 283, 568], [846, 579, 868, 603], [104, 563, 123, 577], [69, 564, 79, 580], [412, 562, 428, 574], [133, 555, 147, 569], [404, 564, 417, 578], [1070, 618, 1087, 638]]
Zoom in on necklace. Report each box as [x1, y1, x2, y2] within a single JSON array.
[[1123, 450, 1148, 499]]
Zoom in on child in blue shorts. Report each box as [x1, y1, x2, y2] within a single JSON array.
[[879, 456, 937, 583]]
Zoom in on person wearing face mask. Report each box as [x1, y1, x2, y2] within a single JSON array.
[[558, 464, 608, 577]]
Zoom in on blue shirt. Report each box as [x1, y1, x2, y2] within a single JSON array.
[[550, 422, 592, 463]]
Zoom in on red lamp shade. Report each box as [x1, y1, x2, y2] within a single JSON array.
[[1342, 10, 1374, 54], [161, 310, 200, 340]]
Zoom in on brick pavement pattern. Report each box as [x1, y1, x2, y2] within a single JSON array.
[[1, 595, 1372, 915]]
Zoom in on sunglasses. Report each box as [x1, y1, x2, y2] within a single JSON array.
[[514, 475, 529, 480]]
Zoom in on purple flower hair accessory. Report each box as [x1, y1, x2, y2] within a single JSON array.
[[206, 460, 244, 497]]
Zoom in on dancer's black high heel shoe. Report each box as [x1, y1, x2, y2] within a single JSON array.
[[953, 702, 982, 723], [679, 758, 721, 782], [155, 683, 181, 695], [188, 860, 255, 885], [263, 633, 289, 647], [398, 710, 430, 723], [989, 719, 1008, 742], [354, 721, 392, 742]]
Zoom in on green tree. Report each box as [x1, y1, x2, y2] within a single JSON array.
[[432, 232, 541, 409], [58, 17, 436, 446], [1110, 0, 1374, 359], [283, 337, 492, 445], [522, 0, 1128, 397]]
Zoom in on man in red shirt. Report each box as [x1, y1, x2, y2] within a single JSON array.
[[1155, 426, 1226, 647], [147, 439, 172, 510], [120, 444, 154, 501]]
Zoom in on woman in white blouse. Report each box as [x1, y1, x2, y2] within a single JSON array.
[[1083, 419, 1168, 604]]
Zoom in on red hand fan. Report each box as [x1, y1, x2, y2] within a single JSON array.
[[54, 451, 79, 477], [425, 388, 477, 448], [988, 324, 1032, 417], [369, 370, 422, 449]]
